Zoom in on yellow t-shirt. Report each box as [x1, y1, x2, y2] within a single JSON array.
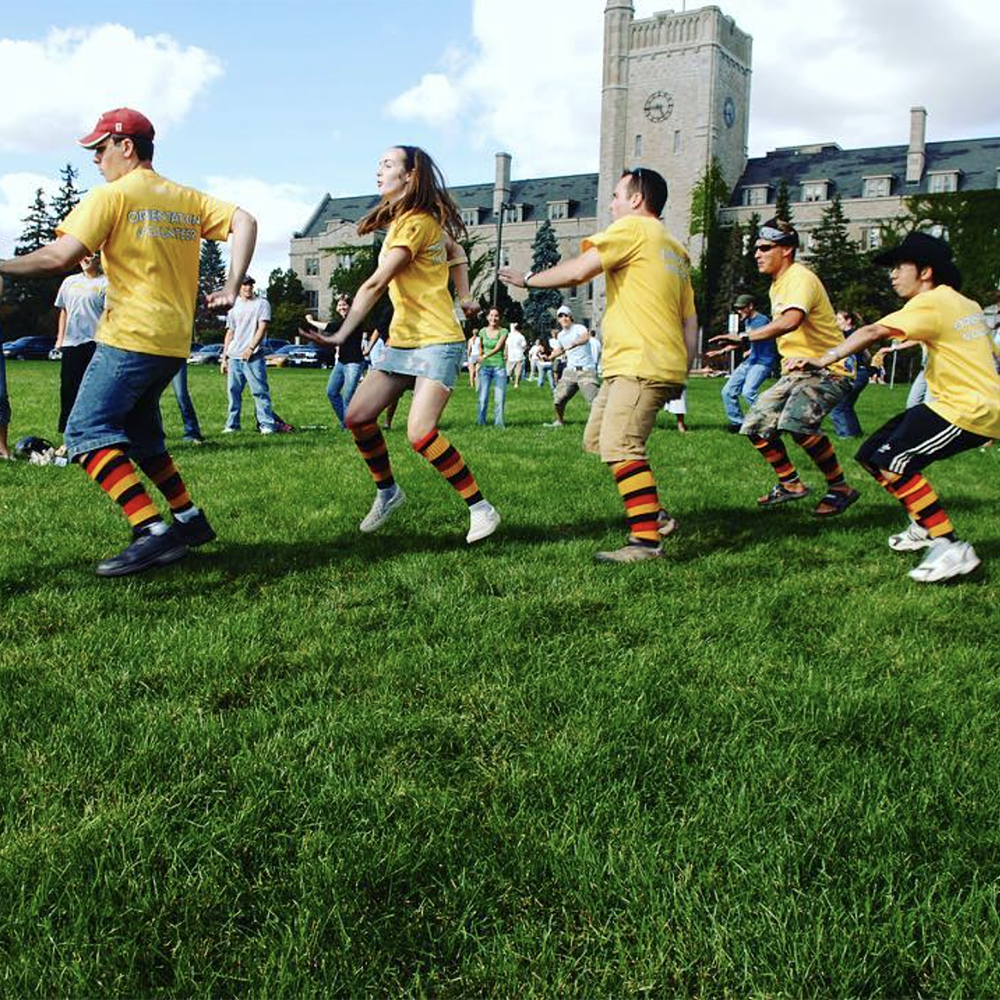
[[381, 211, 463, 348], [582, 215, 694, 383], [769, 261, 848, 377], [58, 169, 235, 358], [880, 285, 1000, 438]]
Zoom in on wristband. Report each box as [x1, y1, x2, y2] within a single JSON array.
[[523, 270, 534, 288]]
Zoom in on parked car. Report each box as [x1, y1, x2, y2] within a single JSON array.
[[266, 343, 335, 368], [187, 343, 224, 365], [2, 336, 57, 360]]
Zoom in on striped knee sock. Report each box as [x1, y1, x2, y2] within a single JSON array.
[[413, 429, 483, 506], [881, 471, 955, 540], [81, 447, 161, 531], [792, 432, 845, 487], [611, 460, 661, 548], [136, 453, 194, 515], [350, 422, 395, 490], [749, 434, 800, 485]]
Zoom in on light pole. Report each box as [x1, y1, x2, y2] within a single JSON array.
[[492, 202, 508, 310]]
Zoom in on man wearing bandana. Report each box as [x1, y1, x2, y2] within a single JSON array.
[[738, 218, 860, 517]]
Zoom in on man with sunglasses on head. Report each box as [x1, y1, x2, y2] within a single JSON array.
[[737, 218, 860, 517], [500, 166, 697, 563], [0, 107, 257, 576]]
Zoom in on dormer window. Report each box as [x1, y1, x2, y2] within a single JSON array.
[[801, 180, 828, 203], [742, 185, 768, 207], [503, 204, 525, 223], [547, 200, 570, 221], [460, 208, 480, 227], [863, 176, 893, 198], [928, 171, 959, 193]]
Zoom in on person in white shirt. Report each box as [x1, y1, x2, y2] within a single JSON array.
[[221, 276, 278, 434], [505, 321, 528, 388]]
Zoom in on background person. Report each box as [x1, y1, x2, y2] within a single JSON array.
[[505, 320, 527, 388], [221, 276, 278, 435], [476, 307, 508, 428], [544, 304, 599, 428], [828, 310, 871, 438], [466, 329, 482, 388], [306, 294, 365, 431], [0, 316, 9, 459], [53, 252, 106, 434], [300, 144, 500, 544]]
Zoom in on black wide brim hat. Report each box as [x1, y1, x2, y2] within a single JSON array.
[[874, 231, 963, 290]]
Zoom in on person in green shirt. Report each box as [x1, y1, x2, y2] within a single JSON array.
[[476, 307, 509, 428]]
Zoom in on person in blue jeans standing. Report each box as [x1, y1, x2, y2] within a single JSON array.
[[476, 307, 508, 427], [0, 318, 11, 459], [305, 294, 365, 430], [171, 363, 204, 443], [829, 309, 871, 438], [221, 276, 278, 434], [708, 293, 777, 432]]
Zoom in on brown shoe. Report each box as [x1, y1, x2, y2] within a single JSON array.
[[594, 543, 663, 563]]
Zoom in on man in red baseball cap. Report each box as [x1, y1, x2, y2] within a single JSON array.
[[0, 107, 258, 576]]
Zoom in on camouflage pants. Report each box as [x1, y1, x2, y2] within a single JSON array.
[[740, 372, 851, 438]]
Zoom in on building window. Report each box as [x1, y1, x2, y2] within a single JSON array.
[[547, 201, 569, 221], [928, 224, 949, 240], [673, 130, 682, 154], [499, 247, 510, 267], [304, 290, 318, 309], [802, 181, 828, 202], [865, 227, 883, 250], [586, 281, 594, 301], [743, 186, 768, 207], [928, 172, 958, 193], [460, 208, 480, 227], [863, 176, 892, 198], [799, 232, 811, 252], [305, 257, 319, 276], [503, 204, 524, 223], [337, 252, 354, 269], [634, 134, 642, 158]]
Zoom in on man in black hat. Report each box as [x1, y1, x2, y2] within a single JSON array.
[[787, 231, 999, 583]]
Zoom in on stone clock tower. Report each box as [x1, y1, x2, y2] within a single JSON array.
[[597, 1, 752, 254]]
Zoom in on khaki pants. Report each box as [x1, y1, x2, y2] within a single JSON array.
[[583, 375, 684, 462]]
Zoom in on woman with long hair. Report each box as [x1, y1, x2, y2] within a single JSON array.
[[301, 145, 500, 543]]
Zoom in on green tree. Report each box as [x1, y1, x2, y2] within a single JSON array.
[[325, 241, 394, 334], [267, 267, 307, 340], [48, 163, 84, 238], [774, 178, 793, 223], [688, 158, 731, 328], [808, 195, 866, 308], [196, 240, 228, 339], [6, 188, 61, 335], [522, 220, 562, 337]]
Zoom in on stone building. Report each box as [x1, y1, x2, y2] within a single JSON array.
[[288, 1, 999, 327]]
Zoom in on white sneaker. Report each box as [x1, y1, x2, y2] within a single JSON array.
[[467, 501, 500, 543], [543, 420, 564, 428], [657, 510, 678, 537], [359, 486, 406, 533], [222, 426, 239, 434], [888, 521, 931, 552], [908, 538, 981, 583]]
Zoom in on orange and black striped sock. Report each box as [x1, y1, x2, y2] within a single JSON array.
[[611, 460, 661, 548], [749, 433, 800, 485], [882, 471, 955, 540], [81, 447, 161, 531], [413, 429, 483, 506], [793, 432, 846, 487], [136, 453, 194, 515], [350, 422, 395, 490]]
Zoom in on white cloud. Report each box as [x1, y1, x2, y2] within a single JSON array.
[[203, 176, 323, 282], [0, 172, 61, 257], [385, 0, 1000, 176], [0, 24, 223, 153]]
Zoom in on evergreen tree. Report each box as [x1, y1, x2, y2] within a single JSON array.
[[196, 240, 228, 338], [48, 163, 84, 238], [688, 158, 731, 328], [15, 188, 52, 256], [267, 267, 307, 339], [808, 194, 865, 308], [774, 178, 793, 223], [522, 220, 562, 337], [326, 241, 393, 333], [6, 188, 61, 335]]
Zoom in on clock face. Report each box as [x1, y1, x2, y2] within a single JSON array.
[[643, 90, 674, 123], [723, 96, 736, 129]]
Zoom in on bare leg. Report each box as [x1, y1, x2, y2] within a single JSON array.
[[344, 369, 411, 429]]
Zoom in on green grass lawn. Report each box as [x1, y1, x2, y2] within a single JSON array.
[[2, 361, 1000, 996]]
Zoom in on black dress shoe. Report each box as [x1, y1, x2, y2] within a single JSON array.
[[172, 511, 217, 547], [96, 527, 188, 577]]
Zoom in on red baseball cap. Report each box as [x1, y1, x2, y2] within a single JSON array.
[[78, 108, 155, 148]]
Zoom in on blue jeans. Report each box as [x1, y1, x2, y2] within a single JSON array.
[[722, 359, 772, 426], [477, 364, 508, 426], [226, 355, 276, 431], [172, 363, 202, 440], [537, 364, 554, 389], [64, 343, 184, 461], [0, 349, 10, 426], [830, 368, 870, 438], [326, 361, 364, 429]]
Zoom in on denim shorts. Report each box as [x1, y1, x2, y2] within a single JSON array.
[[376, 342, 464, 390], [64, 343, 184, 461]]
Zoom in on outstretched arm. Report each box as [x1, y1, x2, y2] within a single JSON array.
[[0, 234, 89, 279], [206, 209, 257, 310], [786, 323, 899, 372], [498, 248, 603, 290]]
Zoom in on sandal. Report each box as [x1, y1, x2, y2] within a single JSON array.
[[814, 487, 860, 517], [757, 483, 811, 507]]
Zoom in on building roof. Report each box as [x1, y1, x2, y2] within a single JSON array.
[[295, 172, 600, 239], [729, 136, 1000, 205]]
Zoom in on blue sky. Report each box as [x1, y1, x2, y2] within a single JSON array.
[[2, 0, 998, 278]]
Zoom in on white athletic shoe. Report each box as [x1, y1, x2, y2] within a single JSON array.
[[359, 486, 406, 533], [657, 510, 679, 538], [467, 501, 500, 544], [908, 538, 981, 583], [888, 521, 931, 552], [543, 420, 564, 428]]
